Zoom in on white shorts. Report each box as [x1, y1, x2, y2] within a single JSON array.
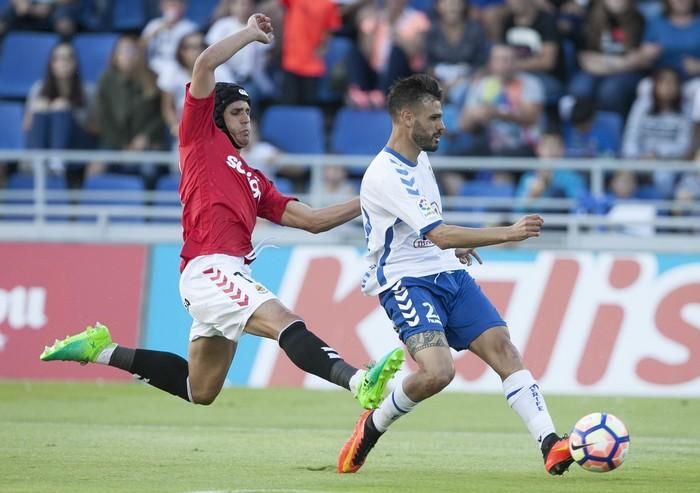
[[179, 254, 277, 342]]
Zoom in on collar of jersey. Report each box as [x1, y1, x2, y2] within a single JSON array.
[[383, 146, 417, 167]]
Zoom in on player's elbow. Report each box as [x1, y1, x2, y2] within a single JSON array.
[[193, 51, 216, 73], [426, 225, 451, 250]]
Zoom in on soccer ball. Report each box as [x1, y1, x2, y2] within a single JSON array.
[[569, 412, 630, 472]]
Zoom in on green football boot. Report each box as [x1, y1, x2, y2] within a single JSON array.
[[39, 323, 113, 364], [355, 347, 405, 409]]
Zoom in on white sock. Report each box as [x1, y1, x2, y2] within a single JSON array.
[[349, 369, 363, 395], [503, 369, 556, 447], [94, 343, 117, 365], [371, 380, 418, 432]]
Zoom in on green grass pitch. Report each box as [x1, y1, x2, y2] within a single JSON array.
[[1, 382, 699, 493]]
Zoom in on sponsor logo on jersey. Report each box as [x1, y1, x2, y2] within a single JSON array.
[[226, 154, 261, 199], [254, 284, 268, 294], [413, 237, 435, 248]]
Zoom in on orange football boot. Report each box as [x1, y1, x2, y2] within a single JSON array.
[[543, 434, 574, 475], [337, 410, 382, 473]]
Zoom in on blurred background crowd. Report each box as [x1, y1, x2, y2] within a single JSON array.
[[0, 0, 698, 221]]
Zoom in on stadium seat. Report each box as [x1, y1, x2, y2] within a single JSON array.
[[185, 0, 218, 28], [260, 106, 325, 154], [81, 173, 146, 223], [73, 33, 119, 83], [409, 0, 434, 13], [111, 0, 147, 31], [0, 32, 59, 98], [330, 108, 392, 155], [5, 173, 68, 222], [318, 37, 353, 104], [152, 173, 181, 223], [458, 181, 515, 199], [563, 111, 623, 157], [0, 102, 25, 149], [273, 176, 294, 194]]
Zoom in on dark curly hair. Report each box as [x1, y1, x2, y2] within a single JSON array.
[[213, 81, 251, 135]]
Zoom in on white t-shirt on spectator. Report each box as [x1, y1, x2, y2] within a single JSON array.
[[206, 17, 270, 84], [157, 61, 233, 120], [142, 17, 198, 76]]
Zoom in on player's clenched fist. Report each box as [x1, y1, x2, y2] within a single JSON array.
[[247, 13, 274, 44], [507, 214, 544, 241]]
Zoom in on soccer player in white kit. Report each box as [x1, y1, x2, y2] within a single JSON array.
[[337, 74, 574, 475]]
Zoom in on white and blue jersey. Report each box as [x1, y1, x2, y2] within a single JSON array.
[[361, 146, 506, 350], [360, 147, 462, 296]]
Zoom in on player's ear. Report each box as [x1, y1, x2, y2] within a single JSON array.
[[400, 108, 413, 127]]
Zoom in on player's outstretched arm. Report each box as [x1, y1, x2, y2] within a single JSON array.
[[189, 13, 273, 98], [279, 198, 361, 234], [426, 214, 544, 249]]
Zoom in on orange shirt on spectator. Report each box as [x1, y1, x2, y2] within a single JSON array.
[[281, 0, 341, 77]]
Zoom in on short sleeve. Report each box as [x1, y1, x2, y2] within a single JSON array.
[[325, 2, 342, 31], [365, 167, 443, 236], [179, 83, 216, 146], [643, 17, 660, 44], [257, 177, 297, 224]]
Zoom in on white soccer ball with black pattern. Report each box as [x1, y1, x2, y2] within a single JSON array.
[[569, 412, 630, 472]]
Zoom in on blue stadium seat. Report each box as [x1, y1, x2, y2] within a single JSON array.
[[318, 37, 353, 104], [459, 181, 515, 199], [563, 111, 623, 157], [153, 173, 181, 223], [73, 33, 119, 83], [0, 102, 25, 149], [273, 177, 294, 194], [6, 173, 68, 222], [260, 106, 325, 154], [409, 0, 434, 13], [0, 32, 59, 98], [330, 108, 392, 155], [81, 173, 146, 223], [185, 0, 218, 28], [111, 0, 146, 31]]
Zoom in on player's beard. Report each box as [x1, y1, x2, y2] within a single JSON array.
[[412, 122, 440, 152]]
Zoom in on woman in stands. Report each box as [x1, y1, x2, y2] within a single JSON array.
[[24, 41, 94, 185], [87, 34, 167, 188], [568, 0, 647, 115], [622, 66, 693, 198], [159, 31, 233, 141]]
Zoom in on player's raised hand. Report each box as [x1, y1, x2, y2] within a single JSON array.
[[247, 13, 274, 44], [507, 214, 544, 241], [455, 248, 483, 266]]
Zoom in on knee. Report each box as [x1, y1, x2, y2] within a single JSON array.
[[190, 387, 220, 406], [420, 363, 455, 395]]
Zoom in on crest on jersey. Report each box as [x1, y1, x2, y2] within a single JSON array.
[[417, 196, 439, 219]]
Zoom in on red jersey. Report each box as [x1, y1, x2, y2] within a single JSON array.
[[178, 85, 294, 270]]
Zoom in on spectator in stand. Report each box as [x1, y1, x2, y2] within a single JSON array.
[[88, 35, 167, 187], [516, 130, 586, 206], [347, 0, 430, 108], [470, 0, 507, 41], [535, 0, 587, 44], [278, 0, 341, 106], [0, 0, 52, 36], [562, 97, 619, 157], [206, 0, 274, 108], [459, 44, 545, 157], [426, 0, 488, 106], [159, 32, 233, 141], [622, 67, 693, 197], [141, 0, 197, 76], [501, 0, 564, 105], [24, 42, 95, 183], [568, 0, 648, 115], [639, 0, 700, 80]]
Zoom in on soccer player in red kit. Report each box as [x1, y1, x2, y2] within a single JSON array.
[[40, 14, 404, 410]]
